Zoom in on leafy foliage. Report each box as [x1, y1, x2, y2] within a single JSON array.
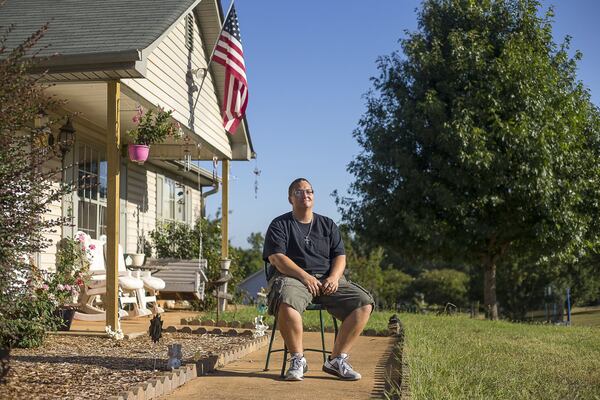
[[232, 232, 265, 280], [339, 0, 600, 319], [342, 228, 413, 309], [0, 24, 71, 347], [412, 268, 470, 307], [126, 106, 179, 146], [149, 216, 241, 310]]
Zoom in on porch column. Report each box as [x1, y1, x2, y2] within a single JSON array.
[[219, 159, 230, 312], [106, 81, 121, 329], [221, 159, 229, 259]]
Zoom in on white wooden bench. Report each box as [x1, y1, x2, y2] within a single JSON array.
[[149, 259, 208, 300]]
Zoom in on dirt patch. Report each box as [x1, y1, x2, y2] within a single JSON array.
[[1, 332, 256, 400]]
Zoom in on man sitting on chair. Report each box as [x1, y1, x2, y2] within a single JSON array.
[[263, 178, 374, 381]]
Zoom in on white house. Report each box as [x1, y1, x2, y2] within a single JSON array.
[[0, 0, 255, 326]]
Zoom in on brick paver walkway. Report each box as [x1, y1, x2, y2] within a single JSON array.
[[163, 331, 397, 400]]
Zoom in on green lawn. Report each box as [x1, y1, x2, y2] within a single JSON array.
[[571, 306, 600, 328], [397, 313, 600, 400]]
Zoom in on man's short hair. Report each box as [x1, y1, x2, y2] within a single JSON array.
[[288, 178, 312, 197]]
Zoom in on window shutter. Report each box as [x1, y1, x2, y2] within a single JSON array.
[[185, 14, 194, 51]]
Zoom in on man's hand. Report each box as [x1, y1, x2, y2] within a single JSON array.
[[321, 276, 339, 296], [301, 274, 323, 297]]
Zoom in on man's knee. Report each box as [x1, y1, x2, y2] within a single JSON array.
[[278, 302, 302, 316]]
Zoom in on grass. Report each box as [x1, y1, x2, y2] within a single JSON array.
[[571, 306, 600, 328], [397, 313, 600, 400], [197, 305, 600, 398], [196, 304, 395, 333]]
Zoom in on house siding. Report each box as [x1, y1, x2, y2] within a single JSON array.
[[122, 14, 231, 159], [125, 162, 157, 255], [38, 158, 64, 272], [38, 116, 204, 270]]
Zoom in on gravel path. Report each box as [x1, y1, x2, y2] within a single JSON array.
[[1, 332, 256, 400]]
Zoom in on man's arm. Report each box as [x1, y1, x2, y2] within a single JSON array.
[[321, 255, 346, 295], [268, 253, 322, 296]]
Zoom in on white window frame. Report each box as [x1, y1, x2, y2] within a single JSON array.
[[74, 143, 108, 239], [157, 174, 190, 224]]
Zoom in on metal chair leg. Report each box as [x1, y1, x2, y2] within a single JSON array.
[[319, 309, 327, 363], [264, 315, 278, 371], [333, 316, 339, 339], [280, 345, 288, 378]]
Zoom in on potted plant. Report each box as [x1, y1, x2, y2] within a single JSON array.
[[127, 105, 180, 164], [128, 233, 148, 267]]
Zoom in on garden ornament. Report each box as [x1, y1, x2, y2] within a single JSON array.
[[149, 314, 163, 343], [167, 343, 183, 370], [388, 314, 402, 336], [149, 314, 163, 371], [254, 315, 268, 338]]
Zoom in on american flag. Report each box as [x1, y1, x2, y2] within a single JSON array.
[[212, 5, 248, 134]]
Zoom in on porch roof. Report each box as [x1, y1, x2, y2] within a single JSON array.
[[0, 0, 200, 76], [1, 0, 255, 161]]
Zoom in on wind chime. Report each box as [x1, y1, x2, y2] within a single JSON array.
[[253, 158, 261, 199], [182, 134, 193, 172]]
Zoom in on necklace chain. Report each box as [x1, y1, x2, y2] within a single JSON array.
[[293, 215, 313, 246]]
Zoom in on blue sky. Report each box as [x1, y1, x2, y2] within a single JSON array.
[[205, 0, 600, 248]]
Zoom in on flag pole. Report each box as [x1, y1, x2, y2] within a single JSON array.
[[192, 0, 235, 110]]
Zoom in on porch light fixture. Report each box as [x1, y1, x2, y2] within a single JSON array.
[[58, 116, 75, 157], [189, 67, 208, 80]]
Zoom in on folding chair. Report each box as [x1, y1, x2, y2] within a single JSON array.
[[263, 263, 339, 377]]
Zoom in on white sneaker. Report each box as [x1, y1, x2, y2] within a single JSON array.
[[322, 354, 362, 380], [284, 355, 308, 381]]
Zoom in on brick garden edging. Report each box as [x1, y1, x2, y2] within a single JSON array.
[[384, 326, 410, 400], [106, 327, 269, 400]]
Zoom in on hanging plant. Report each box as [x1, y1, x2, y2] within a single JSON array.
[[126, 105, 181, 164]]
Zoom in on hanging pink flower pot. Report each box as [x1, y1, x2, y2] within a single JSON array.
[[128, 144, 149, 164]]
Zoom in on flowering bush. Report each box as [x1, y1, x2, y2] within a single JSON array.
[[127, 105, 182, 146], [32, 234, 93, 308], [0, 24, 70, 348]]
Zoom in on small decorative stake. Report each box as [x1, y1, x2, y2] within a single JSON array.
[[149, 314, 163, 370]]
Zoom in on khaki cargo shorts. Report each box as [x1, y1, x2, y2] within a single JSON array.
[[267, 271, 375, 321]]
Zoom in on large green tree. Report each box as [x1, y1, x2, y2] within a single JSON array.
[[340, 0, 600, 319]]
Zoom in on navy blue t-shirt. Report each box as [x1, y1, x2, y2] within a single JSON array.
[[262, 212, 345, 277]]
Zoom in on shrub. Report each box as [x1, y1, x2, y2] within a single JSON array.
[[412, 269, 470, 307], [379, 268, 413, 309], [0, 25, 69, 348]]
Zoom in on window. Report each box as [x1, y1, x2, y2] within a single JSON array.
[[77, 144, 107, 239], [159, 176, 187, 223], [185, 13, 194, 51]]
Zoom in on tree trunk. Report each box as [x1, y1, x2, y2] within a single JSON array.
[[483, 256, 498, 320]]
